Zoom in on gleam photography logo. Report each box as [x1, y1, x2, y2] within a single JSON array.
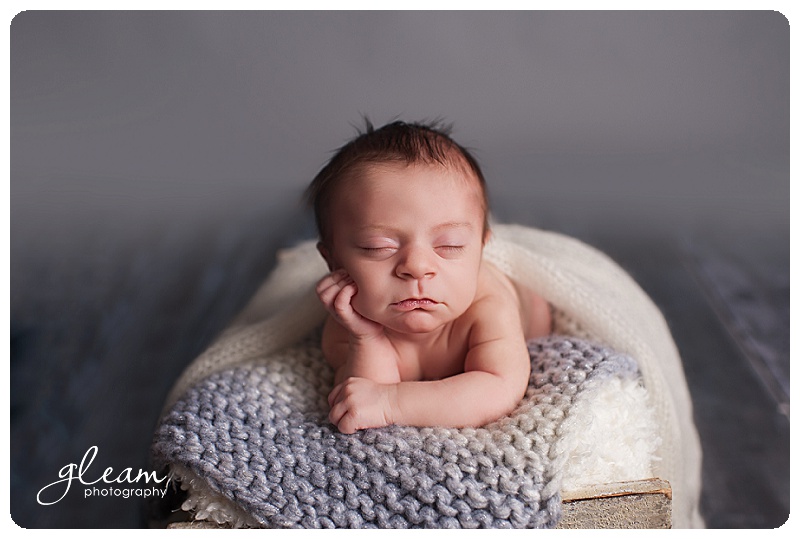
[[36, 446, 171, 506]]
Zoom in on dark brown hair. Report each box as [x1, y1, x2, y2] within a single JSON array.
[[305, 119, 490, 245]]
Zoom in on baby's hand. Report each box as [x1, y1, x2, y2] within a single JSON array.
[[315, 269, 384, 339], [328, 377, 397, 434]]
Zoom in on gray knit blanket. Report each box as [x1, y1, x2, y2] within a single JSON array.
[[152, 335, 640, 528]]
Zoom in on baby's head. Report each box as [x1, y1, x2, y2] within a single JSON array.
[[306, 119, 492, 333], [306, 119, 490, 251]]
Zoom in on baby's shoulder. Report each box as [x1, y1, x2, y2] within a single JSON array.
[[456, 262, 524, 335], [475, 260, 521, 307]]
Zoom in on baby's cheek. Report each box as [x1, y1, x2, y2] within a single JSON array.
[[349, 283, 380, 319], [350, 289, 369, 314]]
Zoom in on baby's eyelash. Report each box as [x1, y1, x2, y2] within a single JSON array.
[[360, 246, 396, 253], [358, 245, 464, 255]]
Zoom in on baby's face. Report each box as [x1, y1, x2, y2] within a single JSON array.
[[322, 162, 487, 335]]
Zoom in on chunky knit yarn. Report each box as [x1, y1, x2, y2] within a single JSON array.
[[156, 224, 703, 527], [152, 335, 640, 529]]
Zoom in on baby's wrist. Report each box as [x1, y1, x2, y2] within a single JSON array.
[[349, 332, 378, 345], [341, 330, 401, 385], [347, 331, 392, 359], [384, 383, 400, 426]]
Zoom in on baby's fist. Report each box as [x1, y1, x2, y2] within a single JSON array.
[[328, 377, 397, 434]]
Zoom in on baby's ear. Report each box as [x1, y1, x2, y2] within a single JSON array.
[[316, 242, 336, 271], [482, 229, 492, 245]]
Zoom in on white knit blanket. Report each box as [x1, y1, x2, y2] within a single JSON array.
[[155, 224, 703, 528]]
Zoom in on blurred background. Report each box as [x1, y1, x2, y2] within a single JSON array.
[[9, 11, 789, 528]]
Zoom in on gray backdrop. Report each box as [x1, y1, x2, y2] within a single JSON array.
[[10, 11, 789, 528], [12, 11, 788, 248]]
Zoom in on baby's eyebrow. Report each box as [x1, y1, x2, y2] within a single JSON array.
[[432, 221, 474, 233], [357, 222, 473, 235], [356, 225, 401, 235]]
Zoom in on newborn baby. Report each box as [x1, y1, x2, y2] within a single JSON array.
[[306, 120, 551, 433]]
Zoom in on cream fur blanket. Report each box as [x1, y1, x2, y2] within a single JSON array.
[[159, 224, 703, 528]]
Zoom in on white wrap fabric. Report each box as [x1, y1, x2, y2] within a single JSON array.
[[162, 224, 703, 528]]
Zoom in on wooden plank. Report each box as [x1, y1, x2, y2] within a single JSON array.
[[168, 521, 231, 529], [558, 479, 672, 529]]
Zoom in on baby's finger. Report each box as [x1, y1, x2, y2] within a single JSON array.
[[315, 269, 348, 296], [316, 274, 351, 311], [328, 383, 343, 408], [328, 397, 349, 427], [332, 282, 358, 318], [316, 282, 341, 310], [336, 412, 359, 434]]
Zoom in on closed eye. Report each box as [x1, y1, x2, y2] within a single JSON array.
[[435, 245, 465, 255], [359, 246, 397, 255]]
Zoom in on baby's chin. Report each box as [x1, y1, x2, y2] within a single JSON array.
[[381, 310, 453, 335]]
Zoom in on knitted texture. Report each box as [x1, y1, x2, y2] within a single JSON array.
[[152, 335, 640, 529], [158, 224, 703, 527]]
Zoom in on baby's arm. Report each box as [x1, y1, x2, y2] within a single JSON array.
[[391, 332, 530, 428], [328, 297, 531, 433], [316, 270, 401, 385]]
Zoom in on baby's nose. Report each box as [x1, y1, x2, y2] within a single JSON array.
[[396, 246, 437, 279]]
